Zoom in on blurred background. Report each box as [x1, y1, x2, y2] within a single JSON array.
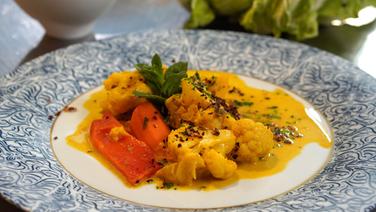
[[1, 0, 376, 78], [0, 0, 376, 210]]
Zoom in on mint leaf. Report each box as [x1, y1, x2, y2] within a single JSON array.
[[161, 62, 188, 97], [134, 54, 188, 106], [151, 54, 163, 73], [135, 57, 164, 95], [133, 91, 166, 104]]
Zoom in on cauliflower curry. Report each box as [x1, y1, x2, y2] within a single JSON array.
[[66, 55, 331, 190]]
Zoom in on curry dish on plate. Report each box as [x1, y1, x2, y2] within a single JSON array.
[[66, 54, 331, 190]]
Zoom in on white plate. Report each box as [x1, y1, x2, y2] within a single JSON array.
[[51, 77, 332, 209]]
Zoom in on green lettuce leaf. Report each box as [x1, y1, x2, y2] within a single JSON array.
[[183, 0, 376, 40], [185, 0, 215, 28], [240, 0, 318, 40], [208, 0, 252, 16]]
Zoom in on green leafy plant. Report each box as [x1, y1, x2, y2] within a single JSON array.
[[133, 54, 188, 104], [181, 0, 376, 40]]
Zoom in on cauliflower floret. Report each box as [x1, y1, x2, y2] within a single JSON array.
[[156, 152, 205, 185], [181, 79, 213, 108], [158, 125, 238, 185], [203, 149, 237, 179], [199, 129, 236, 155], [103, 71, 151, 115], [231, 118, 273, 162], [165, 76, 236, 129]]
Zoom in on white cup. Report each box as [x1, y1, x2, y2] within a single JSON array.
[[15, 0, 117, 40]]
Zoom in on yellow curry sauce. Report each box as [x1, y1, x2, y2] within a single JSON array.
[[66, 71, 332, 190]]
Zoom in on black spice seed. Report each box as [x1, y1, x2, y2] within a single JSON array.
[[53, 136, 58, 140], [48, 115, 54, 121], [143, 117, 149, 129], [212, 128, 220, 136], [64, 106, 77, 112], [177, 143, 182, 148]]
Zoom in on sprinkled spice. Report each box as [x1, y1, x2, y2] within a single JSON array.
[[143, 117, 149, 129], [233, 100, 253, 107], [228, 87, 244, 96], [63, 106, 77, 112], [48, 115, 54, 121], [267, 123, 303, 144], [188, 73, 240, 120], [203, 76, 217, 87], [267, 106, 278, 109], [211, 128, 220, 136], [162, 182, 174, 189], [53, 136, 58, 140], [181, 125, 204, 139], [230, 142, 240, 159]]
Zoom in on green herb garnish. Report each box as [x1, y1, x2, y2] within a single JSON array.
[[162, 182, 174, 189], [133, 54, 188, 102], [233, 100, 253, 107], [132, 91, 166, 104]]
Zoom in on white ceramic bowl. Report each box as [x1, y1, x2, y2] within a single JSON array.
[[15, 0, 117, 40]]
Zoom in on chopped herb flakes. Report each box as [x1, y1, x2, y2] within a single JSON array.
[[267, 123, 303, 144], [233, 100, 253, 107], [143, 117, 149, 129], [162, 182, 174, 189]]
